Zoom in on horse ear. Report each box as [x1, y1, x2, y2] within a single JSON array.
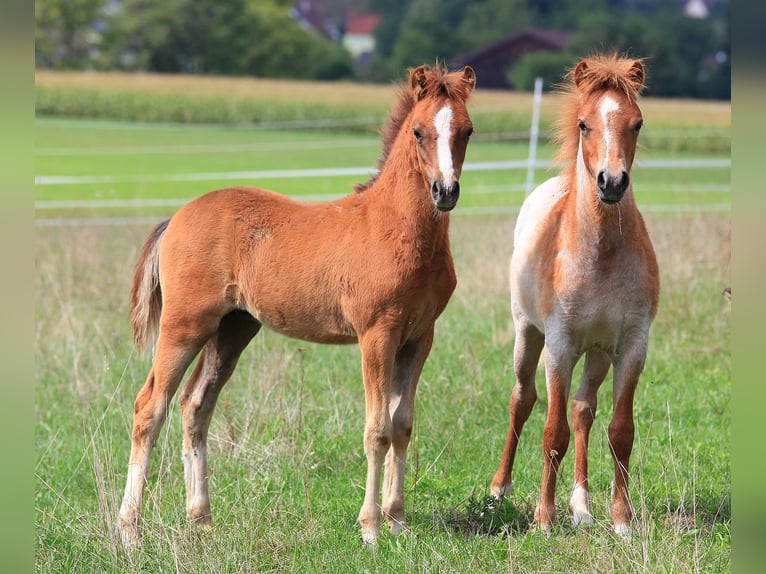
[[573, 60, 589, 88], [410, 66, 428, 100], [462, 66, 476, 92], [628, 60, 645, 90]]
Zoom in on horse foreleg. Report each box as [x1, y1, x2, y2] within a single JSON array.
[[117, 334, 203, 548], [491, 321, 543, 498], [357, 329, 397, 544], [609, 350, 644, 536], [569, 350, 610, 527], [382, 328, 434, 537], [535, 352, 574, 531]]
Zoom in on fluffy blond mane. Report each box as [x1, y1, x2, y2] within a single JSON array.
[[553, 53, 646, 172]]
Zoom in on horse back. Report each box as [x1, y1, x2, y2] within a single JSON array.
[[157, 186, 456, 345]]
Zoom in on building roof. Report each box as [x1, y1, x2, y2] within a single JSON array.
[[450, 27, 574, 90], [345, 11, 381, 36], [452, 27, 573, 66]]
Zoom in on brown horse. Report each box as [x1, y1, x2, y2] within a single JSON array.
[[490, 54, 659, 535], [116, 64, 476, 547]]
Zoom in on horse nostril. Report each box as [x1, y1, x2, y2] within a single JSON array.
[[451, 181, 460, 196], [620, 171, 630, 190], [597, 170, 607, 191]]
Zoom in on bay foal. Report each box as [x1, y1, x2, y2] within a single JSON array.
[[117, 65, 476, 547], [490, 55, 659, 535]]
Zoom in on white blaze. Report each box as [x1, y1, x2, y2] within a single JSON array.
[[600, 95, 620, 172], [434, 105, 454, 186]]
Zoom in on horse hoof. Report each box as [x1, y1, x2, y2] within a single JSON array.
[[535, 523, 553, 539], [389, 519, 411, 539], [188, 512, 213, 530], [490, 482, 511, 500], [361, 531, 379, 546], [117, 523, 141, 550], [614, 522, 631, 538], [571, 509, 594, 528]]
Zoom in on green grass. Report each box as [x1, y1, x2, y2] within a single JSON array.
[[35, 210, 730, 572], [34, 118, 730, 221]]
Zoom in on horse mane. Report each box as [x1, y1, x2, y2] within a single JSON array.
[[553, 53, 646, 171], [354, 64, 473, 192]]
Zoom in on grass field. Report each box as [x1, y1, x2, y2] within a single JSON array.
[[34, 118, 730, 222], [35, 213, 730, 572], [35, 73, 730, 572], [35, 70, 730, 222]]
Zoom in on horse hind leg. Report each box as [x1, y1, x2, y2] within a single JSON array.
[[117, 326, 211, 548], [179, 310, 261, 528], [569, 349, 610, 528], [490, 321, 544, 499]]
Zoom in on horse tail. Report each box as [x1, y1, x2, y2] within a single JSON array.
[[130, 219, 169, 354]]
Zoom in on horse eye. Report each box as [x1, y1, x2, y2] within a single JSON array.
[[634, 119, 644, 133], [578, 119, 588, 132], [413, 128, 422, 141]]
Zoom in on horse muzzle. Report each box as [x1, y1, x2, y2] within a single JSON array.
[[596, 169, 629, 204], [432, 180, 460, 212]]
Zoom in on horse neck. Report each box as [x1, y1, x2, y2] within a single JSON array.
[[567, 165, 640, 254], [368, 133, 450, 248]]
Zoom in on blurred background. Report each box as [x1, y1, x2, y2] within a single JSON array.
[[36, 0, 730, 99]]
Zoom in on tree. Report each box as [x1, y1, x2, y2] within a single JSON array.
[[456, 0, 532, 51], [240, 2, 353, 79], [98, 0, 353, 79], [381, 0, 472, 75], [508, 51, 575, 91], [97, 0, 214, 72], [36, 0, 109, 68], [568, 9, 727, 98]]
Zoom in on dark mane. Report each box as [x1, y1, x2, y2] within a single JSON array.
[[554, 53, 646, 171], [354, 64, 473, 192]]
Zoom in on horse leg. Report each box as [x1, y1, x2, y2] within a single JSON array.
[[490, 320, 544, 498], [117, 323, 212, 548], [569, 349, 610, 527], [179, 310, 261, 528], [357, 328, 397, 544], [608, 348, 645, 536], [381, 327, 434, 537], [534, 350, 575, 531]]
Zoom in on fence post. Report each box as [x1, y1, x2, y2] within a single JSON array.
[[526, 77, 544, 195]]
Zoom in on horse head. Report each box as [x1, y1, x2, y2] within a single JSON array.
[[407, 65, 476, 211], [571, 57, 645, 205]]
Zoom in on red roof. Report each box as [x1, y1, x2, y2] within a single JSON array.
[[345, 11, 381, 35]]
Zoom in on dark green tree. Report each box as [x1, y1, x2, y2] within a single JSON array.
[[98, 0, 353, 79], [456, 0, 532, 50], [569, 9, 725, 98], [98, 0, 213, 72], [379, 0, 471, 75], [36, 0, 109, 68], [240, 2, 353, 79], [508, 51, 575, 91]]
